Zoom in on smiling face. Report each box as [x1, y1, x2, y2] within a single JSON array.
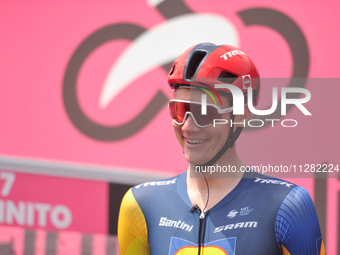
[[172, 88, 232, 165]]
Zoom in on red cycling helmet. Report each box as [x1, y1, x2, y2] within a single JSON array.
[[168, 43, 260, 105]]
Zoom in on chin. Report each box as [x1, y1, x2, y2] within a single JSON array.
[[185, 155, 208, 166]]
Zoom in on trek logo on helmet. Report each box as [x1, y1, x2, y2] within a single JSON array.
[[220, 50, 246, 60]]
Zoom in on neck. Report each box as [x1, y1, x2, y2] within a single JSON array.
[[189, 145, 244, 180], [186, 146, 245, 210]]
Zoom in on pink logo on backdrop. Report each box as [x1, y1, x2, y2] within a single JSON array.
[[63, 0, 310, 141]]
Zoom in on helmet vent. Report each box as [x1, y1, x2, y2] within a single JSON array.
[[217, 71, 238, 84], [186, 51, 207, 80], [169, 65, 175, 76]]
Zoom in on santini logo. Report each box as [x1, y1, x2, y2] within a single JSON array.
[[159, 217, 194, 232], [214, 221, 258, 233]]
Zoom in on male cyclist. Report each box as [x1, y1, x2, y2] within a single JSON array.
[[118, 43, 325, 255]]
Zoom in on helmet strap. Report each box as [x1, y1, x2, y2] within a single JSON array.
[[195, 114, 243, 168]]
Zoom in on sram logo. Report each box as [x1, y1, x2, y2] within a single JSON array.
[[214, 221, 258, 233]]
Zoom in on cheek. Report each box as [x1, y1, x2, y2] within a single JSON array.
[[172, 120, 179, 130], [172, 121, 182, 137], [212, 125, 230, 141]]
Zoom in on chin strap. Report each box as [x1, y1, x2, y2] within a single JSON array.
[[196, 114, 243, 168], [193, 115, 243, 215]]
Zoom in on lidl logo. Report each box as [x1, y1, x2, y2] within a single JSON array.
[[169, 237, 236, 255]]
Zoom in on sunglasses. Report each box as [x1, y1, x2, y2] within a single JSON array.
[[168, 99, 233, 128]]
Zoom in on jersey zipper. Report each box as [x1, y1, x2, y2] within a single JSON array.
[[198, 210, 205, 255], [191, 205, 205, 255]]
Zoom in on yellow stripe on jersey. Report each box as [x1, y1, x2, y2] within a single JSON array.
[[320, 240, 326, 255], [281, 245, 292, 255], [118, 188, 150, 255]]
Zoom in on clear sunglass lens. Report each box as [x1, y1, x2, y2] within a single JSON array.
[[190, 103, 221, 126]]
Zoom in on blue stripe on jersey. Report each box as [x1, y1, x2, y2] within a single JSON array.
[[275, 186, 322, 255]]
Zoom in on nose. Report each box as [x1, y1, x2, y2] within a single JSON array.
[[182, 113, 201, 132]]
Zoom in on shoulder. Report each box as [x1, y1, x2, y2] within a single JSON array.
[[275, 185, 323, 254], [246, 172, 317, 223], [132, 175, 180, 191], [129, 173, 184, 206], [246, 172, 297, 199], [118, 174, 180, 223], [241, 172, 311, 214], [250, 173, 314, 209], [251, 172, 296, 189], [276, 183, 318, 225], [251, 172, 317, 208], [247, 173, 323, 253], [118, 188, 150, 255]]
